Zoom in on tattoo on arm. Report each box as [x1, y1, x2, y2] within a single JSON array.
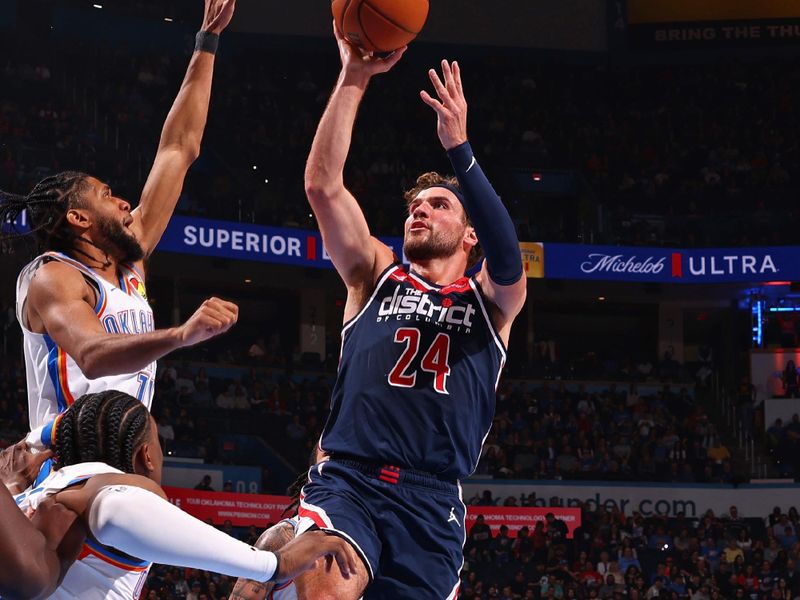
[[229, 581, 269, 600], [230, 522, 296, 600]]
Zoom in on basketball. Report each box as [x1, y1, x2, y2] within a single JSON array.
[[332, 0, 429, 53]]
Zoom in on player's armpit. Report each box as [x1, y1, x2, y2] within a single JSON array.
[[339, 238, 396, 323], [475, 267, 527, 343]]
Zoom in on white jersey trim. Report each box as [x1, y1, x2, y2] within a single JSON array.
[[468, 278, 507, 362]]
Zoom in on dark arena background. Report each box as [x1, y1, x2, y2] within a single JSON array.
[[2, 0, 800, 598]]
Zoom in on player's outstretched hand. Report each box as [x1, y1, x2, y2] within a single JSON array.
[[333, 20, 406, 80], [202, 0, 236, 34], [0, 440, 54, 495], [178, 297, 239, 347], [420, 60, 468, 151], [274, 530, 359, 581]]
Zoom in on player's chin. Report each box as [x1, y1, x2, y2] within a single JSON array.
[[404, 230, 430, 244]]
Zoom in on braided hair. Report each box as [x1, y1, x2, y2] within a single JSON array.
[[281, 446, 321, 518], [0, 171, 94, 258], [281, 472, 307, 519], [54, 391, 151, 474]]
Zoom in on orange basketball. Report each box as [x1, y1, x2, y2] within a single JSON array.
[[332, 0, 429, 53]]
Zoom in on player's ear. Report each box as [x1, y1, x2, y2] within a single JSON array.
[[65, 207, 92, 231], [464, 225, 478, 249], [133, 441, 157, 476]]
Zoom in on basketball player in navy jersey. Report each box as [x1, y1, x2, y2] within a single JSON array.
[[0, 0, 238, 433], [297, 24, 526, 599]]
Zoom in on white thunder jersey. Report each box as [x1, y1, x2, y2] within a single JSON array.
[[17, 252, 156, 429], [14, 462, 151, 600]]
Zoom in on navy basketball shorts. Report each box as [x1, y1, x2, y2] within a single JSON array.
[[298, 457, 466, 599]]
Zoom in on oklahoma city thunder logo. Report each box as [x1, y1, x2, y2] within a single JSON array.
[[129, 277, 147, 300]]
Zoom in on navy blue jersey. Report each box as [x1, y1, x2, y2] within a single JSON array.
[[320, 264, 506, 480]]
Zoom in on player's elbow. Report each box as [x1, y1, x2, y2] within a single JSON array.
[[181, 138, 202, 162], [159, 139, 201, 165], [75, 348, 107, 380], [304, 181, 339, 208], [76, 357, 103, 380], [304, 165, 341, 201]]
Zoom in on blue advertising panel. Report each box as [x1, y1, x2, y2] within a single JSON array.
[[5, 210, 798, 283], [156, 216, 404, 268], [543, 243, 796, 284]]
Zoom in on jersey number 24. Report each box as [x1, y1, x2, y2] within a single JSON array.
[[388, 327, 451, 394]]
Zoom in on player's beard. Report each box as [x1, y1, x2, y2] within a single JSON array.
[[403, 226, 463, 263], [96, 215, 145, 263]]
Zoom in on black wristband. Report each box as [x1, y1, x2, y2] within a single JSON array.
[[195, 30, 219, 55]]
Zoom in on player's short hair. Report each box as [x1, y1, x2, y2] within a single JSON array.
[[54, 390, 151, 473], [403, 172, 483, 269]]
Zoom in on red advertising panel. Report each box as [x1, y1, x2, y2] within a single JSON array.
[[166, 487, 581, 539], [165, 487, 293, 527], [465, 507, 581, 539]]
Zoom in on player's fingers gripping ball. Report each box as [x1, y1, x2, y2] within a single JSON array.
[[332, 0, 429, 53]]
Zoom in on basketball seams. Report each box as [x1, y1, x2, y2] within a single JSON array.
[[363, 0, 422, 35], [356, 2, 382, 52], [338, 0, 353, 32], [335, 0, 426, 52]]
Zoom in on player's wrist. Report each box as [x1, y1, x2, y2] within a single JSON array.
[[194, 30, 220, 55], [446, 139, 472, 160], [170, 326, 189, 349], [339, 68, 371, 89], [443, 137, 468, 152]]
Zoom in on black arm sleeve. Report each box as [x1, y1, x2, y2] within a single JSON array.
[[447, 141, 523, 285]]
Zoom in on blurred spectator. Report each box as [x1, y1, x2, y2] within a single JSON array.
[[194, 475, 214, 491], [215, 385, 236, 410]]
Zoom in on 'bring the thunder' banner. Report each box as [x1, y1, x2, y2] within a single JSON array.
[[626, 0, 800, 48]]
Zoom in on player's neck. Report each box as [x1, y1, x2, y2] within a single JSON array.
[[409, 257, 467, 287], [68, 241, 123, 284]]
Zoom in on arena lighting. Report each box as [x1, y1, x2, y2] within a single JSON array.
[[532, 173, 543, 182], [597, 296, 606, 301], [769, 307, 800, 312], [264, 179, 269, 184], [244, 278, 252, 283], [92, 3, 102, 8], [164, 17, 173, 22], [764, 281, 792, 286], [252, 165, 257, 170], [751, 300, 764, 347]]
